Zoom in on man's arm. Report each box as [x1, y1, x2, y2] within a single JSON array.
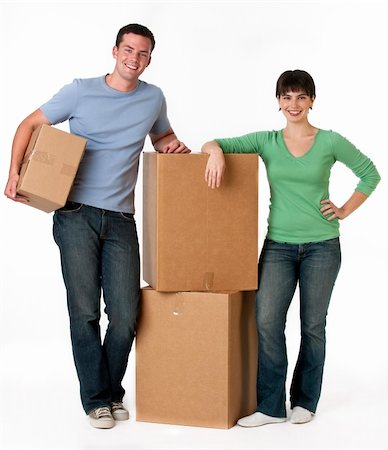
[[4, 108, 51, 202], [150, 128, 190, 154]]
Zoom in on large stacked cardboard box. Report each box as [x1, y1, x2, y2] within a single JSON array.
[[137, 152, 259, 429], [136, 289, 258, 429], [142, 152, 258, 291], [16, 124, 86, 212]]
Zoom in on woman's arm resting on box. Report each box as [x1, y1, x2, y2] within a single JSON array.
[[201, 140, 225, 189]]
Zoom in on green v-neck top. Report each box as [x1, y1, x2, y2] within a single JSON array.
[[215, 129, 380, 243]]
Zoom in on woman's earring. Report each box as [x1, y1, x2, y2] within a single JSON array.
[[310, 106, 313, 110], [278, 108, 281, 111]]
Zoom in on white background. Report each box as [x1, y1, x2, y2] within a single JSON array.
[[0, 1, 387, 449]]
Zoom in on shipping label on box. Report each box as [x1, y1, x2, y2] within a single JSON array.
[[16, 124, 86, 213], [143, 152, 258, 292], [136, 288, 258, 429]]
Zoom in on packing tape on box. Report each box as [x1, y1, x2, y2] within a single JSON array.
[[23, 150, 77, 177], [204, 272, 214, 290], [24, 150, 55, 165], [60, 164, 78, 177]]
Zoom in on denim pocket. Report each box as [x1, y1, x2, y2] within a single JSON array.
[[119, 212, 135, 222], [318, 237, 340, 247], [57, 202, 83, 213]]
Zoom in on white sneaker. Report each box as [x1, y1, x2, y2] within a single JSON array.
[[111, 402, 129, 421], [237, 412, 287, 427], [290, 406, 313, 424], [89, 406, 115, 429]]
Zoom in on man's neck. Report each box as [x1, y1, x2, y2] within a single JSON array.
[[105, 73, 139, 92]]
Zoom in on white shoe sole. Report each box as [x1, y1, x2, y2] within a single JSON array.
[[112, 411, 129, 421], [237, 415, 287, 427], [89, 418, 115, 429]]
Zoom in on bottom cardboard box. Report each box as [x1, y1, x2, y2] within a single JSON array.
[[136, 288, 258, 429]]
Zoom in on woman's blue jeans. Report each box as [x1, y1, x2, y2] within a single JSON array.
[[53, 202, 140, 414], [256, 238, 341, 417]]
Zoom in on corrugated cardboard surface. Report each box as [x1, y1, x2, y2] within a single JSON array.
[[16, 124, 86, 212], [143, 152, 258, 291], [136, 288, 258, 429]]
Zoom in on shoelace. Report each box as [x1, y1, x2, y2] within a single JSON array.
[[111, 402, 124, 411], [94, 406, 112, 418]]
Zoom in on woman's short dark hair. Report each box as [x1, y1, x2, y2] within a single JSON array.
[[115, 23, 155, 52], [276, 70, 316, 98]]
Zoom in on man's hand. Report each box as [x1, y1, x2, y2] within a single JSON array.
[[4, 108, 50, 204], [157, 138, 190, 154], [4, 173, 28, 203], [151, 128, 191, 154]]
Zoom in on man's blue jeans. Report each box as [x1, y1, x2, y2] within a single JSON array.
[[256, 238, 341, 417], [53, 202, 140, 414]]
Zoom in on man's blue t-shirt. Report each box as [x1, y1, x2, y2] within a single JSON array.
[[40, 76, 171, 213]]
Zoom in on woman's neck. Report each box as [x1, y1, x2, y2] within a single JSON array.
[[283, 121, 317, 138]]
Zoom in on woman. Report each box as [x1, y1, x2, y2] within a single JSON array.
[[202, 70, 380, 427]]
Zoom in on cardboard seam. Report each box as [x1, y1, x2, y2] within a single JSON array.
[[227, 295, 232, 427], [156, 155, 160, 290], [205, 179, 209, 290]]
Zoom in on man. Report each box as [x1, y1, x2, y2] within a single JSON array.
[[4, 23, 189, 429]]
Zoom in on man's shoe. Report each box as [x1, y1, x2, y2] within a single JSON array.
[[89, 406, 115, 429], [111, 402, 129, 421]]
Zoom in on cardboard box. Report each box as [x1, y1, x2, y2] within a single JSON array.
[[136, 288, 258, 429], [16, 124, 86, 212], [143, 153, 258, 291]]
